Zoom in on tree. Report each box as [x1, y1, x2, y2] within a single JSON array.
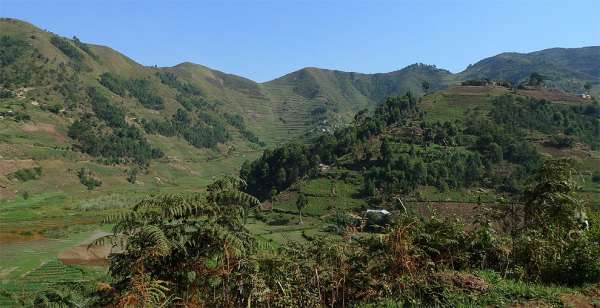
[[380, 138, 393, 164], [126, 168, 138, 184], [528, 72, 546, 87], [269, 188, 278, 211], [522, 158, 583, 231], [421, 80, 430, 93], [584, 82, 592, 93], [296, 193, 308, 224]]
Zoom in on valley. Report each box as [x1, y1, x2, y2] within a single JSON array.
[[0, 17, 599, 307]]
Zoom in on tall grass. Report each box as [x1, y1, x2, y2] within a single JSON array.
[[77, 194, 142, 211]]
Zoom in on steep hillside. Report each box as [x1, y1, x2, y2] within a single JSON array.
[[242, 86, 600, 252], [1, 17, 599, 201], [0, 18, 270, 200], [262, 64, 456, 137], [460, 47, 600, 93], [1, 18, 600, 306]]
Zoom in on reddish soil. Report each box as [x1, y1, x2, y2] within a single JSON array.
[[538, 143, 592, 159], [517, 88, 588, 103], [560, 293, 596, 308], [0, 232, 46, 243], [21, 122, 67, 142], [58, 231, 116, 266], [0, 159, 37, 176], [0, 217, 100, 244], [447, 85, 509, 95]]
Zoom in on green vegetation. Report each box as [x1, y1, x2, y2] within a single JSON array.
[[460, 47, 600, 93], [77, 167, 102, 190], [68, 87, 164, 164], [1, 18, 600, 307], [491, 95, 600, 149], [8, 166, 42, 181], [0, 35, 39, 87], [241, 142, 319, 199], [50, 35, 89, 72], [156, 71, 202, 96], [142, 108, 231, 149], [72, 36, 98, 61], [26, 162, 596, 306], [99, 72, 164, 110]]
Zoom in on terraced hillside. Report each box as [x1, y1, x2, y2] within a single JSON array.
[[1, 17, 599, 206], [459, 46, 600, 95]]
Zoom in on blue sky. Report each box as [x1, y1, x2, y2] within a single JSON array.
[[2, 0, 599, 82]]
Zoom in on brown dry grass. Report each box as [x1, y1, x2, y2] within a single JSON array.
[[21, 122, 67, 142], [517, 88, 588, 103]]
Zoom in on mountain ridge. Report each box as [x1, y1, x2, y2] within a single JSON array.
[[1, 17, 599, 199]]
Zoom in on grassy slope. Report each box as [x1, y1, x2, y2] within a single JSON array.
[[1, 19, 600, 305], [459, 46, 600, 95]]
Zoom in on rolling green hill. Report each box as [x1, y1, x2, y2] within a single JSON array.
[[460, 46, 600, 94], [1, 17, 600, 306], [1, 17, 599, 201]]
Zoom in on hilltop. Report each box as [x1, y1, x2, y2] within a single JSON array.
[[1, 17, 600, 307], [1, 18, 599, 201], [459, 46, 600, 92]]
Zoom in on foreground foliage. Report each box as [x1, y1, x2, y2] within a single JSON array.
[[71, 160, 598, 307]]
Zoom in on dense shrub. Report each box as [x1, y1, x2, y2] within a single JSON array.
[[8, 167, 42, 181], [156, 71, 202, 96], [50, 36, 88, 71], [99, 73, 164, 110], [0, 35, 29, 66], [68, 88, 163, 165], [72, 36, 98, 60], [592, 171, 600, 183], [127, 78, 164, 110], [142, 108, 231, 149], [99, 72, 128, 96], [241, 143, 319, 200], [77, 167, 102, 190], [0, 89, 15, 98]]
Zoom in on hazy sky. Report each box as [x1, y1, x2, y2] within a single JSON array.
[[2, 0, 599, 82]]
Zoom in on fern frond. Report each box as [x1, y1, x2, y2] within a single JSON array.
[[139, 225, 171, 257]]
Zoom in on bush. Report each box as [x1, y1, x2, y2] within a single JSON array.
[[0, 89, 14, 98], [592, 172, 600, 183], [546, 135, 575, 148], [550, 235, 600, 285], [68, 88, 163, 165], [45, 103, 62, 114], [13, 111, 31, 122], [8, 167, 42, 181], [127, 168, 138, 184], [77, 167, 102, 190], [77, 194, 141, 211]]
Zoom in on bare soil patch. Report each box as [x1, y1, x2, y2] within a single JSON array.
[[560, 293, 595, 308], [0, 159, 36, 176], [538, 143, 592, 159], [447, 85, 509, 95], [58, 231, 116, 266], [21, 122, 67, 142], [517, 88, 588, 103]]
